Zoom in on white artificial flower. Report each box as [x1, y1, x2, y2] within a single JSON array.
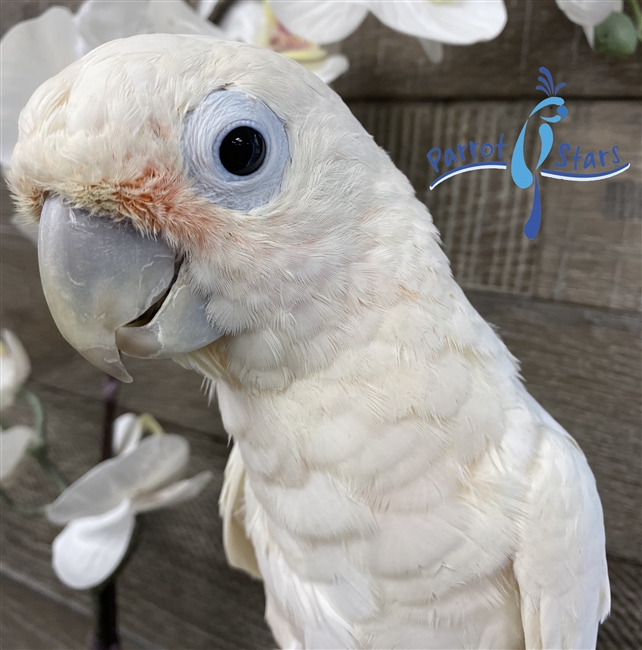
[[111, 411, 165, 456], [0, 330, 31, 411], [0, 0, 224, 169], [221, 0, 349, 83], [269, 0, 508, 57], [111, 412, 144, 457], [0, 425, 37, 483], [46, 434, 212, 589], [555, 0, 623, 47]]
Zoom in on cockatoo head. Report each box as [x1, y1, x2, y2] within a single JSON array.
[[528, 96, 568, 124], [10, 34, 425, 386]]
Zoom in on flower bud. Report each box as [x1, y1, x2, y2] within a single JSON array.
[[595, 12, 638, 58]]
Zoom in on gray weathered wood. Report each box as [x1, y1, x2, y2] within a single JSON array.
[[597, 558, 642, 649], [0, 569, 150, 650], [333, 0, 642, 100], [348, 99, 642, 309], [1, 0, 640, 100], [0, 383, 274, 650]]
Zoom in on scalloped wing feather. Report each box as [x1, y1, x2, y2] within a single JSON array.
[[219, 443, 261, 580], [513, 417, 610, 650]]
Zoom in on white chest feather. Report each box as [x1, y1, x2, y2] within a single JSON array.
[[211, 230, 606, 649], [216, 356, 536, 649]]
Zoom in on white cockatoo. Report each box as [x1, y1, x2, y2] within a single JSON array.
[[9, 35, 609, 649]]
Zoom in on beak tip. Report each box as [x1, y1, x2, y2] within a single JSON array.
[[80, 347, 133, 384], [104, 364, 133, 384], [101, 364, 133, 383]]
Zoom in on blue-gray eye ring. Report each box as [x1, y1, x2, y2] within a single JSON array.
[[182, 89, 290, 212], [219, 126, 266, 176]]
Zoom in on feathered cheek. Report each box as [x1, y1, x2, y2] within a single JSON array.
[[109, 169, 231, 253]]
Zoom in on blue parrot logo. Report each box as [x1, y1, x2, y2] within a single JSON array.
[[511, 68, 568, 239], [427, 66, 630, 240]]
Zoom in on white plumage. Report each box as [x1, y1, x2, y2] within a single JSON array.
[[10, 35, 609, 649]]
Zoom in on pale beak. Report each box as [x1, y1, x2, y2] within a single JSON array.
[[38, 196, 222, 382]]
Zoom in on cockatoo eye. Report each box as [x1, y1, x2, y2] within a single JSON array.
[[182, 89, 289, 212], [219, 126, 267, 176]]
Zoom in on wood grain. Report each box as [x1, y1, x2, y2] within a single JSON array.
[[349, 99, 642, 309], [333, 0, 642, 100], [0, 569, 151, 650], [2, 0, 640, 100], [0, 383, 274, 650]]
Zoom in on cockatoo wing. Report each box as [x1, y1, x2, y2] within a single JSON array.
[[514, 393, 610, 650], [219, 443, 261, 580]]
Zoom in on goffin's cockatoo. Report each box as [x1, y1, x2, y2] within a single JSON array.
[[9, 35, 609, 650]]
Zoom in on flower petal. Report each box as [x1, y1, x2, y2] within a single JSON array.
[[555, 0, 623, 29], [0, 6, 79, 168], [52, 499, 135, 590], [269, 0, 369, 44], [418, 37, 445, 64], [151, 0, 226, 37], [0, 426, 36, 482], [0, 329, 31, 411], [220, 0, 266, 43], [1, 330, 31, 386], [111, 413, 143, 457], [46, 434, 189, 524], [74, 0, 153, 50], [132, 471, 213, 512], [371, 0, 508, 45], [305, 54, 350, 84]]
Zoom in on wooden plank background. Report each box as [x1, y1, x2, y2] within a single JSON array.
[[1, 1, 640, 648], [350, 100, 641, 308], [333, 0, 642, 100]]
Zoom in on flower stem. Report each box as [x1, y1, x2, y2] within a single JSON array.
[[209, 0, 235, 24], [101, 375, 120, 463], [20, 389, 44, 438], [89, 582, 120, 650], [89, 374, 122, 650], [31, 447, 69, 494], [17, 389, 70, 493], [627, 0, 642, 38]]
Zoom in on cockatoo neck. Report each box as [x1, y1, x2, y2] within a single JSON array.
[[180, 196, 518, 494], [180, 195, 452, 394]]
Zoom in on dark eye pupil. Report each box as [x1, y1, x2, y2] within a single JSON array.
[[219, 126, 266, 176]]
